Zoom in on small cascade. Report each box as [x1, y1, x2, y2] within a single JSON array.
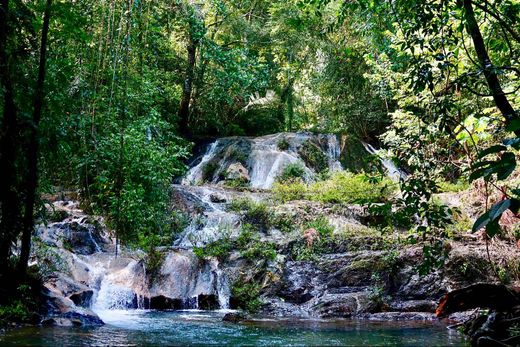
[[182, 141, 220, 185], [181, 132, 343, 190], [215, 266, 231, 309], [363, 142, 406, 181]]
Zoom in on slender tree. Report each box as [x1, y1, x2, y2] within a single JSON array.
[[18, 0, 53, 275]]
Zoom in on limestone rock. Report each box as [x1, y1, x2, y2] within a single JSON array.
[[225, 163, 250, 182]]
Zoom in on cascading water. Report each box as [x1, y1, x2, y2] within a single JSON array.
[[362, 142, 406, 181], [182, 132, 342, 190]]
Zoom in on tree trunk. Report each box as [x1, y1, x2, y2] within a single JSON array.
[[460, 0, 520, 136], [0, 0, 21, 276], [18, 0, 52, 275], [178, 35, 197, 136], [287, 80, 294, 132]]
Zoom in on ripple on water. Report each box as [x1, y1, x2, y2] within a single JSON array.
[[0, 311, 468, 346]]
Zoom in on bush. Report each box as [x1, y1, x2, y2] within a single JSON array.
[[305, 217, 334, 237], [277, 138, 290, 151], [193, 238, 233, 260], [271, 213, 294, 233], [272, 171, 393, 204], [271, 180, 307, 202], [310, 172, 392, 204], [299, 140, 328, 173], [145, 247, 164, 282], [241, 241, 277, 261], [231, 281, 262, 312], [228, 198, 272, 231], [202, 161, 219, 182], [437, 180, 469, 193], [277, 163, 306, 182]]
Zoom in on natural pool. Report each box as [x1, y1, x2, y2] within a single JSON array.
[[0, 310, 468, 346]]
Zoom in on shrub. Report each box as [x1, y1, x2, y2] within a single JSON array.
[[437, 180, 469, 193], [277, 163, 306, 182], [299, 140, 328, 173], [241, 241, 277, 261], [277, 138, 290, 151], [305, 217, 334, 237], [193, 238, 233, 260], [272, 172, 393, 204], [231, 281, 262, 312], [202, 161, 219, 182], [271, 213, 294, 233], [228, 198, 272, 231], [271, 180, 307, 202], [145, 247, 164, 282], [309, 172, 392, 204]]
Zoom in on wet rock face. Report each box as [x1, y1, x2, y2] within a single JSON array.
[[37, 201, 109, 255], [279, 261, 324, 304], [182, 133, 342, 189], [225, 163, 250, 182], [41, 287, 103, 326]]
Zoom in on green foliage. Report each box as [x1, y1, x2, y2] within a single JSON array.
[[202, 161, 219, 182], [271, 213, 295, 233], [437, 180, 469, 193], [305, 217, 334, 238], [273, 172, 393, 204], [241, 241, 277, 261], [0, 284, 38, 325], [277, 138, 290, 151], [145, 247, 165, 282], [32, 239, 66, 278], [228, 198, 273, 231], [277, 163, 306, 182], [193, 238, 233, 260], [231, 281, 262, 313], [298, 141, 328, 173]]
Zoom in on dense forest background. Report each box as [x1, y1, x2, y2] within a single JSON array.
[[0, 0, 519, 291]]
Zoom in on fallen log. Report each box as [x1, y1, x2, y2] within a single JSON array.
[[436, 283, 520, 318]]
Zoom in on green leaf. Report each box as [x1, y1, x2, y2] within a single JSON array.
[[472, 199, 511, 234], [485, 220, 501, 238], [478, 145, 506, 159], [506, 119, 520, 132], [472, 210, 491, 233], [488, 199, 511, 220]]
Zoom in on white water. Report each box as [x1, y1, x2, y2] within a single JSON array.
[[362, 142, 406, 181], [182, 133, 342, 190]]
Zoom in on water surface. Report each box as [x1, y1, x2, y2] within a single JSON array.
[[0, 310, 468, 346]]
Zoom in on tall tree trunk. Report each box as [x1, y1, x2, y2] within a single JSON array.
[[18, 0, 52, 275], [178, 35, 197, 135], [287, 80, 294, 132], [459, 0, 519, 136], [0, 0, 20, 276]]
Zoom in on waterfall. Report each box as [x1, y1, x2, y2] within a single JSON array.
[[182, 141, 220, 185], [362, 142, 406, 181]]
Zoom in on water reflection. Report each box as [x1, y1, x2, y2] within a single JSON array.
[[0, 310, 468, 346]]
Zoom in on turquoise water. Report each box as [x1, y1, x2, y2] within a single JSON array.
[[0, 310, 468, 346]]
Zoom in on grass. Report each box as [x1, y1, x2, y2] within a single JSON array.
[[272, 171, 394, 204]]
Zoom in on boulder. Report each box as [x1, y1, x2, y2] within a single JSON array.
[[41, 287, 104, 326], [306, 291, 375, 318], [225, 163, 250, 182], [209, 193, 227, 203], [222, 312, 247, 323]]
